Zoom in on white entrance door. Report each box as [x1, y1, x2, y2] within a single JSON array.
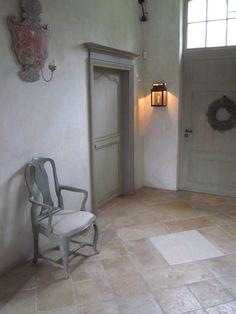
[[92, 67, 121, 207], [180, 48, 236, 197]]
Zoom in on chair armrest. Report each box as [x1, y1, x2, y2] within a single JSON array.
[[59, 185, 88, 211], [28, 197, 54, 233]]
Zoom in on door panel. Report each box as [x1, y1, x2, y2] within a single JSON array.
[[181, 48, 236, 196], [92, 67, 121, 207]]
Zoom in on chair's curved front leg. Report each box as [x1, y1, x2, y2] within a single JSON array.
[[93, 223, 99, 254], [32, 227, 39, 263], [59, 238, 70, 279]]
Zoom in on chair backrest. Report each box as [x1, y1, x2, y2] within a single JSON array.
[[25, 157, 62, 219]]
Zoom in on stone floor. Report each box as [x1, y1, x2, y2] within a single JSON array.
[[1, 188, 236, 314]]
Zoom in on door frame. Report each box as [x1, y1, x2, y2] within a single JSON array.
[[85, 43, 138, 210]]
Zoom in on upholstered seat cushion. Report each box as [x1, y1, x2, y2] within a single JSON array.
[[41, 210, 96, 236]]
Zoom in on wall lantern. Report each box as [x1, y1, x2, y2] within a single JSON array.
[[151, 82, 167, 107], [7, 0, 56, 83]]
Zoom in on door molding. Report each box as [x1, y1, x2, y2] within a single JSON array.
[[85, 43, 138, 209]]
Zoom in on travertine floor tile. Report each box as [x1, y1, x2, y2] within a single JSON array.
[[186, 310, 207, 314], [73, 278, 114, 305], [102, 255, 136, 277], [220, 222, 236, 239], [37, 305, 79, 314], [164, 217, 213, 233], [154, 286, 202, 314], [0, 289, 36, 314], [118, 223, 168, 242], [99, 242, 128, 259], [79, 300, 121, 314], [218, 275, 236, 297], [108, 272, 150, 298], [188, 278, 234, 307], [206, 301, 236, 313], [207, 214, 236, 226], [203, 254, 236, 278], [116, 293, 161, 313], [71, 260, 105, 282], [124, 239, 168, 270], [120, 299, 163, 314], [37, 280, 74, 311], [143, 262, 214, 290], [198, 226, 236, 253]]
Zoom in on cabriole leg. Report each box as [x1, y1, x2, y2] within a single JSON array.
[[32, 230, 39, 263], [93, 223, 99, 254], [60, 238, 70, 279]]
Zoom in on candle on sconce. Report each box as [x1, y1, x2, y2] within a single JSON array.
[[48, 59, 56, 72]]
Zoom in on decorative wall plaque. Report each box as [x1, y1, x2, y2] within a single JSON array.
[[206, 96, 236, 132], [7, 0, 49, 82]]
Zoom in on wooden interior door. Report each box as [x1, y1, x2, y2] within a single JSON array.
[[180, 48, 236, 197], [92, 67, 121, 207]]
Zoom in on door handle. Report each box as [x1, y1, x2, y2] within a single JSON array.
[[184, 129, 193, 138], [185, 129, 193, 133]]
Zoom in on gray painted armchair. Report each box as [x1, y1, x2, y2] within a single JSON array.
[[25, 157, 99, 279]]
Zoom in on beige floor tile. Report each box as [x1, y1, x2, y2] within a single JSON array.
[[79, 300, 121, 314], [112, 216, 139, 228], [99, 242, 128, 259], [207, 214, 236, 226], [218, 275, 236, 297], [123, 239, 154, 255], [154, 286, 202, 314], [221, 222, 236, 239], [73, 278, 114, 306], [37, 280, 74, 311], [117, 223, 168, 242], [143, 261, 214, 290], [198, 226, 236, 253], [96, 216, 115, 231], [99, 229, 120, 245], [164, 217, 213, 233], [185, 310, 207, 314], [120, 299, 163, 314], [108, 272, 150, 298], [130, 251, 168, 271], [0, 289, 36, 314], [133, 212, 162, 226], [102, 255, 136, 277], [188, 278, 234, 308], [37, 305, 80, 314], [203, 254, 236, 278], [0, 263, 36, 293], [124, 239, 168, 270], [116, 293, 159, 312], [70, 260, 105, 282], [206, 301, 236, 314]]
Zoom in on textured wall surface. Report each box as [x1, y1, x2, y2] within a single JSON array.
[[143, 0, 182, 190], [0, 0, 144, 275]]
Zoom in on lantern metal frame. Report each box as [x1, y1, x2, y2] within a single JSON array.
[[151, 82, 167, 107]]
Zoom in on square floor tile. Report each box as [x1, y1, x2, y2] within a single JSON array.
[[150, 230, 224, 265]]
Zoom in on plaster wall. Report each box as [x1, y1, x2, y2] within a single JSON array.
[[143, 0, 182, 190], [0, 0, 144, 275]]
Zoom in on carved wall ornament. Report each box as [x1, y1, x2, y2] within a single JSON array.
[[7, 0, 49, 82], [206, 96, 236, 132]]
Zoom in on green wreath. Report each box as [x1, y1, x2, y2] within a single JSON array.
[[206, 96, 236, 132]]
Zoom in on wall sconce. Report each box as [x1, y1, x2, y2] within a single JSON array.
[[7, 0, 56, 83], [41, 60, 57, 82], [138, 0, 148, 22], [151, 82, 167, 107]]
